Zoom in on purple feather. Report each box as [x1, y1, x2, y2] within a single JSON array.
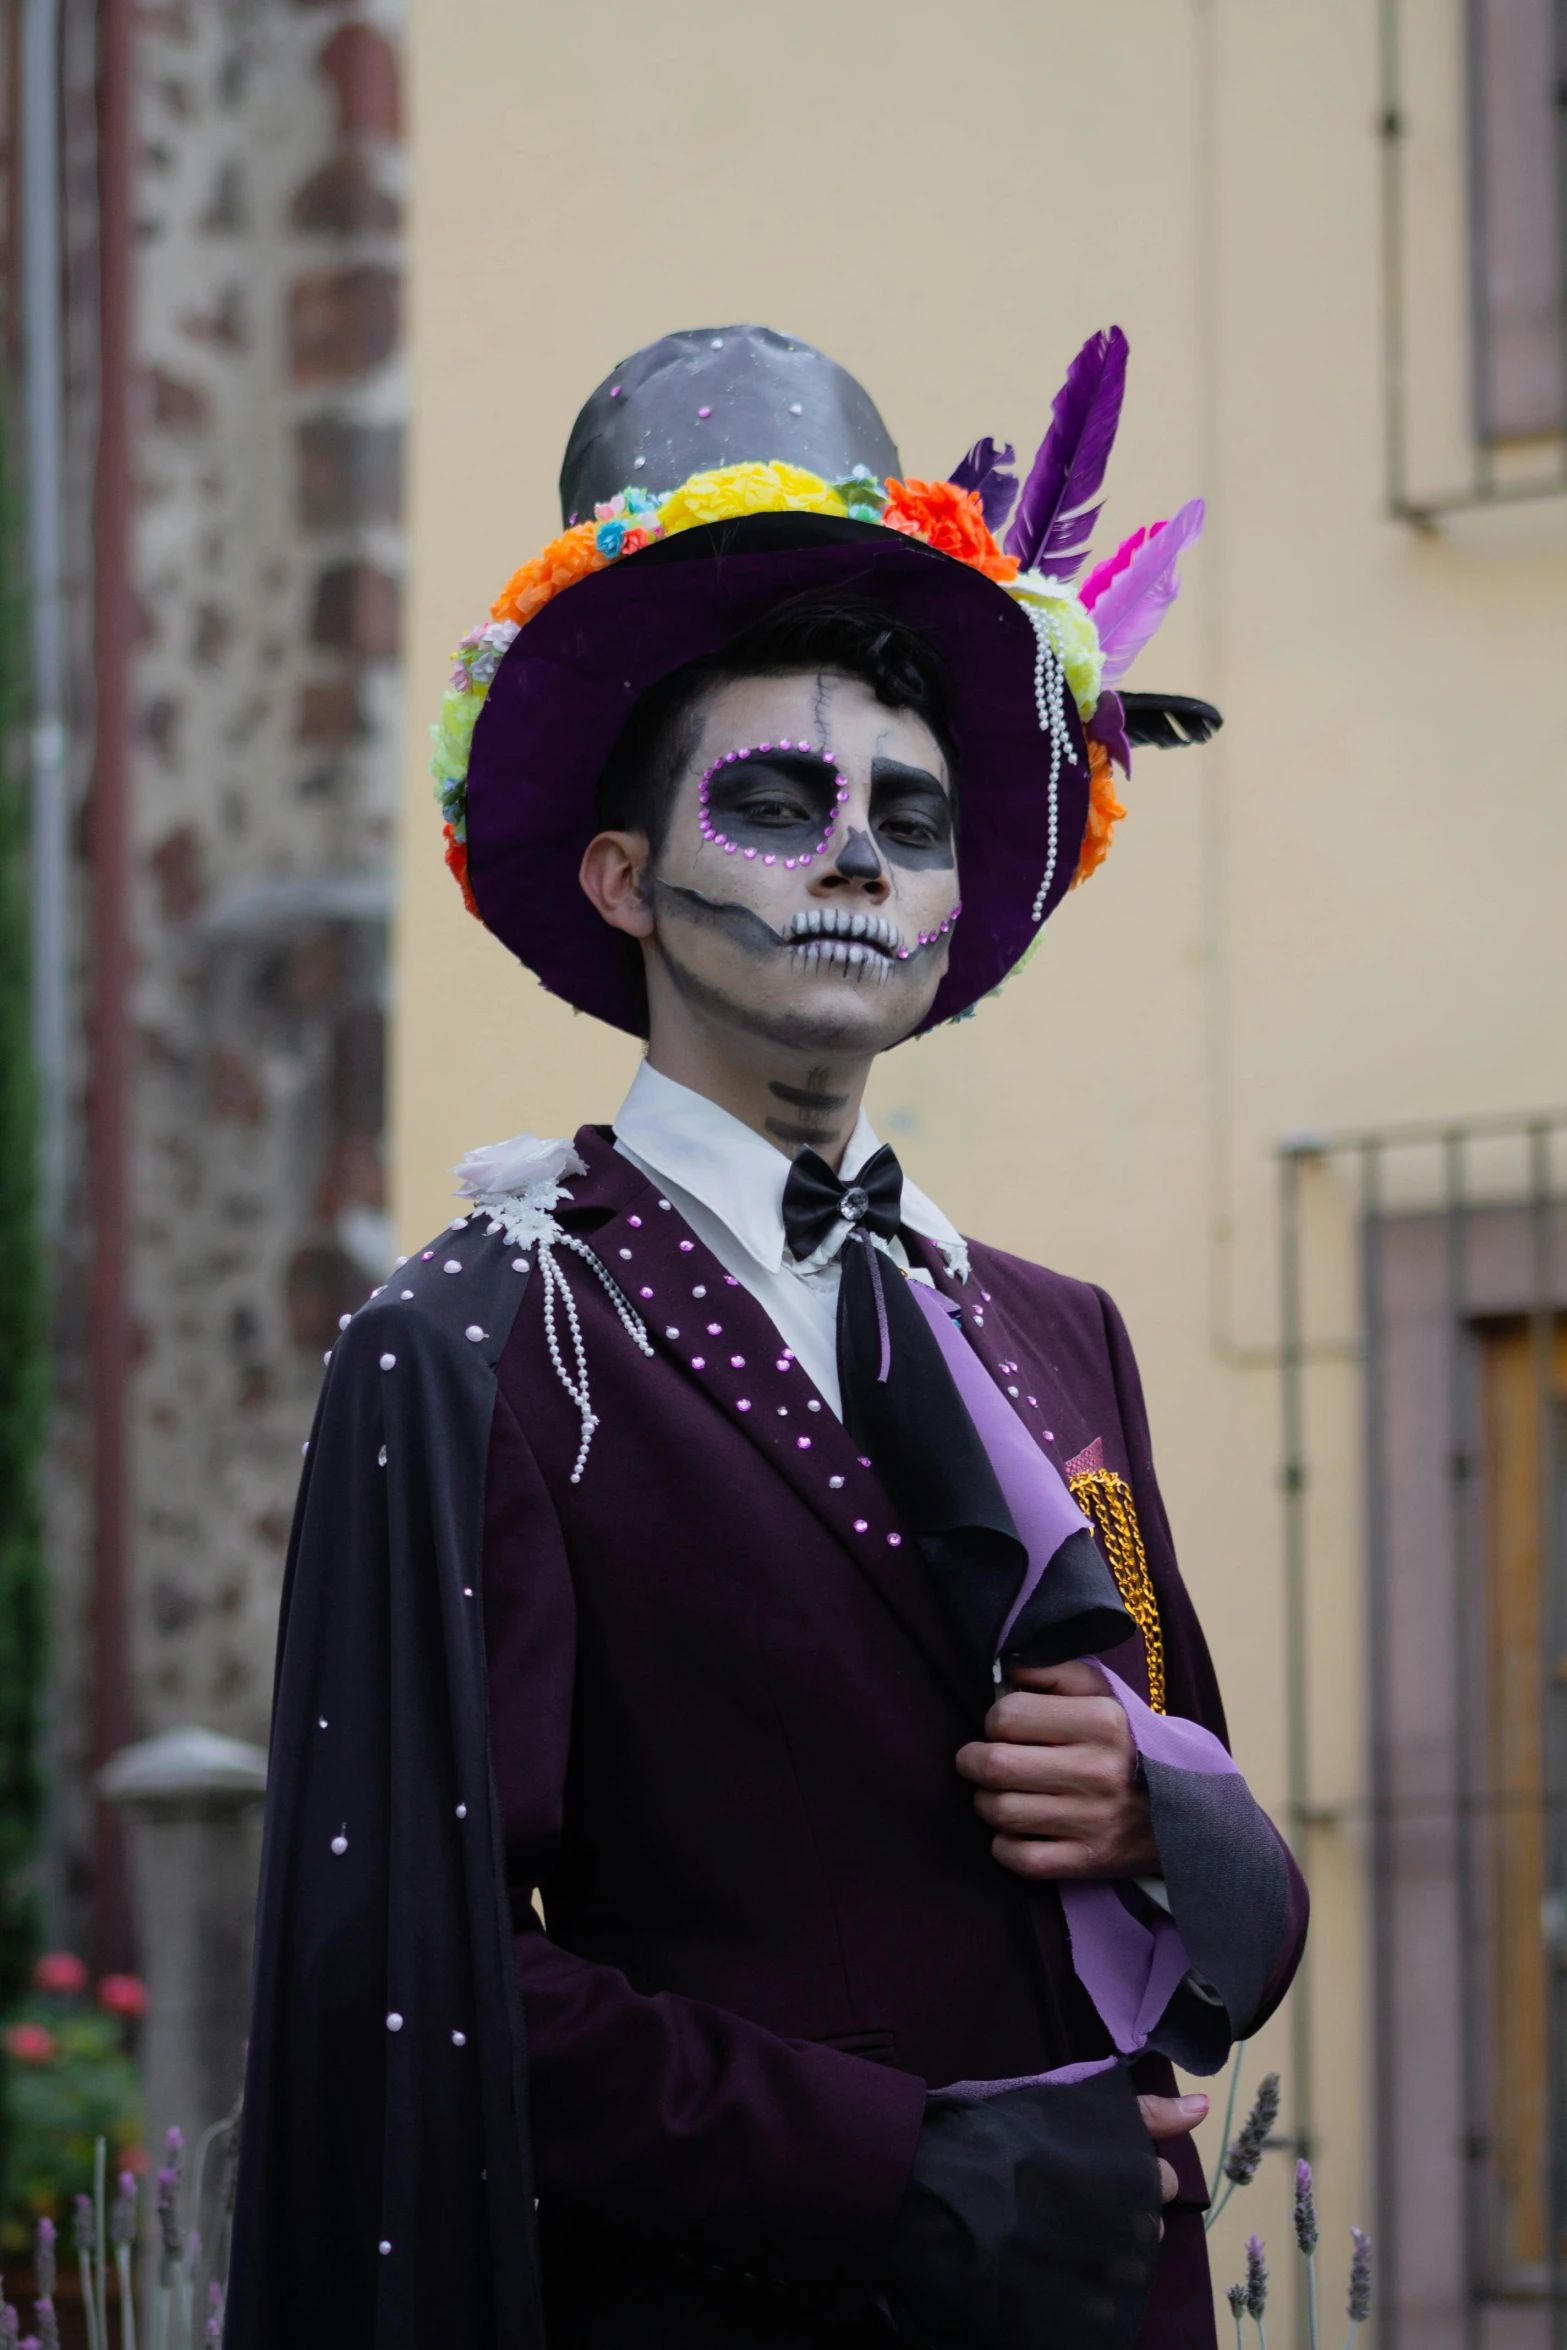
[[1093, 497, 1206, 684], [1004, 327, 1128, 580], [1086, 690, 1131, 776], [948, 439, 1018, 535]]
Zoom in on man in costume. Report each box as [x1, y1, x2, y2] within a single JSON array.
[[228, 326, 1306, 2350]]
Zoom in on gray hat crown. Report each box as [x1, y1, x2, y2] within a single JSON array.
[[559, 324, 902, 527]]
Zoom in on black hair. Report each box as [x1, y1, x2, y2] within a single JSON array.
[[595, 590, 960, 854]]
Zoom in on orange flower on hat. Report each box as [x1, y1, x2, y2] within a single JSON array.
[[1071, 737, 1126, 888], [443, 823, 481, 918], [881, 479, 1020, 583], [489, 522, 607, 629]]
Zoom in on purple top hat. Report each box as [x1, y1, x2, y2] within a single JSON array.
[[453, 324, 1217, 1039]]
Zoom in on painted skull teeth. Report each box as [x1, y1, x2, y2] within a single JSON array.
[[788, 937, 897, 982], [784, 902, 962, 963], [787, 907, 898, 953]]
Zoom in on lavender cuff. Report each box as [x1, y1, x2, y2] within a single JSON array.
[[1083, 1664, 1297, 2068]]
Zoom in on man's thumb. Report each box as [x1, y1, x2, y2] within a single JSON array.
[[1137, 2093, 1209, 2139]]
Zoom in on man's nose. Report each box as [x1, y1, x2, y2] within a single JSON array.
[[819, 826, 888, 897]]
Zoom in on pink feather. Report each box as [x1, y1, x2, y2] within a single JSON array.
[[1090, 498, 1206, 686], [1080, 518, 1166, 613]]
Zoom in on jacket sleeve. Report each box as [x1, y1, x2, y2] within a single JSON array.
[[1094, 1286, 1309, 2053], [480, 1388, 927, 2289]]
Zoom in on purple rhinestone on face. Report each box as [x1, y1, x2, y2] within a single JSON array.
[[887, 1533, 903, 1547], [853, 1518, 869, 1533]]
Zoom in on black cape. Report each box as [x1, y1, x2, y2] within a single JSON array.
[[225, 1215, 546, 2347]]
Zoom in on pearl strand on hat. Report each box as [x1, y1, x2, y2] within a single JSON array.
[[698, 742, 850, 869], [1022, 601, 1080, 923]]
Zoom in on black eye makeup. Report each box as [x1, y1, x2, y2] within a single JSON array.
[[698, 744, 847, 867], [868, 760, 955, 870]]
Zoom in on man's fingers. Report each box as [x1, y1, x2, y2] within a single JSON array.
[[988, 1833, 1100, 1879], [974, 1788, 1109, 1836], [1009, 1659, 1108, 1699], [957, 1736, 1129, 1795], [1158, 2159, 1179, 2206], [983, 1691, 1131, 1749], [1138, 2093, 1209, 2141]]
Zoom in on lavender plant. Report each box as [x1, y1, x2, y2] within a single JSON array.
[[152, 2129, 187, 2350], [1225, 2279, 1247, 2350], [72, 2196, 99, 2350], [1227, 2208, 1374, 2349], [111, 2170, 137, 2350], [1244, 2233, 1269, 2349], [1345, 2229, 1372, 2347], [1294, 2160, 1319, 2350], [1205, 2064, 1282, 2231], [28, 2123, 228, 2350]]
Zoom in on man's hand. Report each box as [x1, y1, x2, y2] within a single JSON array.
[[1140, 2091, 1208, 2212], [956, 1658, 1160, 1880]]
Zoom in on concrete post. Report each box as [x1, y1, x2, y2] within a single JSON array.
[[98, 1727, 266, 2188]]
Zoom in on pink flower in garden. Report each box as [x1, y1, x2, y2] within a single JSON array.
[[3, 2022, 57, 2064], [31, 1951, 87, 1996], [95, 1973, 147, 2018]]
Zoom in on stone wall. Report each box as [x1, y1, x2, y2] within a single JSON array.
[[45, 0, 406, 1939]]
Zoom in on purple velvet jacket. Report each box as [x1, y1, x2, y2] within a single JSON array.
[[480, 1127, 1308, 2347]]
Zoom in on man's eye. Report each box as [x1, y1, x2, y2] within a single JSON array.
[[740, 795, 813, 826]]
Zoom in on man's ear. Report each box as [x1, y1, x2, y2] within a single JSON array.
[[579, 830, 655, 937]]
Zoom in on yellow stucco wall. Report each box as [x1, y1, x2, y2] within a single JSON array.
[[397, 4, 1567, 2335]]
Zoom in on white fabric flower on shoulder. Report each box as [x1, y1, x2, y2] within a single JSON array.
[[452, 1132, 587, 1205]]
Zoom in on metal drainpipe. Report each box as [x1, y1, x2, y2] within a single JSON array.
[[23, 0, 67, 1218], [90, 0, 135, 1975]]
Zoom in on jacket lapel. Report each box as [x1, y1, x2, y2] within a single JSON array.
[[557, 1128, 983, 1720]]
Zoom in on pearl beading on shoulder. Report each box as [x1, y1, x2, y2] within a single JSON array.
[[468, 1182, 654, 1483]]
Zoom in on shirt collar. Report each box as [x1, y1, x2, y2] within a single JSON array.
[[612, 1060, 965, 1277]]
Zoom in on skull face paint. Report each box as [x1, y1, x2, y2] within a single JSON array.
[[644, 671, 962, 1059]]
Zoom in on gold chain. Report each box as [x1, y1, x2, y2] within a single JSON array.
[[1067, 1468, 1166, 1713]]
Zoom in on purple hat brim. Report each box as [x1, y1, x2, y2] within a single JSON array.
[[464, 514, 1090, 1040]]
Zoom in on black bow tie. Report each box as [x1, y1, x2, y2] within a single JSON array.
[[781, 1144, 903, 1263]]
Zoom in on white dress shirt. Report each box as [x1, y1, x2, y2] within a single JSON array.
[[613, 1061, 967, 1420]]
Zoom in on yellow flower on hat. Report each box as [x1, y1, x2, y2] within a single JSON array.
[[1007, 570, 1106, 720], [656, 461, 849, 538]]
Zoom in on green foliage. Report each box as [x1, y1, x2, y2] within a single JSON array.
[[0, 2000, 142, 2255]]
